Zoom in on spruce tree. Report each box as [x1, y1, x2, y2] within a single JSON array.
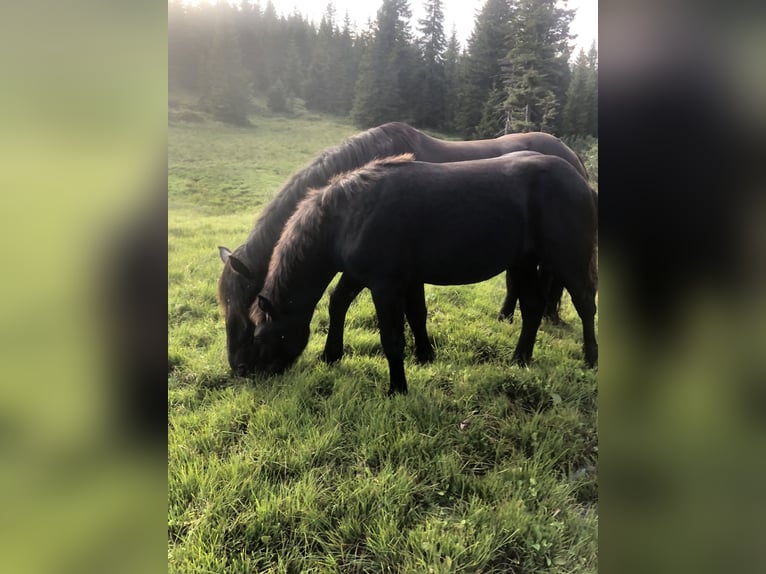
[[500, 0, 574, 135], [169, 0, 203, 93], [351, 0, 414, 127], [585, 40, 598, 137], [475, 82, 508, 137], [453, 0, 512, 138], [198, 4, 251, 125], [305, 11, 336, 112], [414, 0, 447, 128], [442, 26, 461, 132], [562, 41, 597, 138], [563, 48, 589, 137], [235, 1, 263, 94], [335, 14, 359, 115]]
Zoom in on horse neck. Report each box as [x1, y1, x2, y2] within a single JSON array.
[[242, 189, 307, 289], [243, 132, 403, 283], [264, 209, 338, 324]]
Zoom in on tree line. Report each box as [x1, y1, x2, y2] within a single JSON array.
[[168, 0, 597, 140]]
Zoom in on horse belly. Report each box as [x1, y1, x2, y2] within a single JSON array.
[[415, 224, 522, 286]]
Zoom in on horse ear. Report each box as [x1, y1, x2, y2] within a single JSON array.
[[218, 246, 231, 264], [257, 294, 279, 321], [228, 254, 256, 280]]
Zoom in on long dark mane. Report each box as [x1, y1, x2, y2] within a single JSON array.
[[238, 123, 423, 266], [252, 154, 416, 325]]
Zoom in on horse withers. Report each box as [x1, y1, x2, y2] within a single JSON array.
[[250, 153, 598, 395]]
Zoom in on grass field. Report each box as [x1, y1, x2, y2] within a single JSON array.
[[168, 110, 598, 573]]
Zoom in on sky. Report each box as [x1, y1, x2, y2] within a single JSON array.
[[264, 0, 598, 56]]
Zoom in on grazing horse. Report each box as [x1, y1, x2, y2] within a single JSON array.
[[250, 153, 598, 396], [218, 122, 588, 376]]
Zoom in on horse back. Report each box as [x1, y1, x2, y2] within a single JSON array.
[[333, 160, 537, 285]]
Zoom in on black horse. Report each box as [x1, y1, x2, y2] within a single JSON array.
[[218, 122, 588, 375], [251, 153, 598, 395]]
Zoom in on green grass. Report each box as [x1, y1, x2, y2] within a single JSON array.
[[169, 112, 598, 573]]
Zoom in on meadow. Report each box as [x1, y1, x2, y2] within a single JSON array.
[[168, 110, 598, 573]]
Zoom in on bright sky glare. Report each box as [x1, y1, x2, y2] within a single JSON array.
[[264, 0, 597, 56], [182, 1, 597, 56]]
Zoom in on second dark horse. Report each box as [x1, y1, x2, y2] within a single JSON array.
[[251, 153, 598, 395]]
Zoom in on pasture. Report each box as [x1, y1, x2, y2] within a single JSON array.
[[168, 112, 598, 572]]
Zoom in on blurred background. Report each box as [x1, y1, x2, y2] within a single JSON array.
[[0, 0, 764, 572], [0, 1, 166, 573], [598, 2, 766, 573]]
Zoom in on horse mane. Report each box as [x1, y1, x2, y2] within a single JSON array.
[[243, 123, 425, 261], [323, 153, 414, 208], [251, 153, 415, 324]]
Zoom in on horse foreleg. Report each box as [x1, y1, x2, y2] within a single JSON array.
[[497, 270, 518, 322], [321, 273, 364, 363], [370, 284, 408, 396], [510, 264, 545, 366], [405, 283, 434, 364]]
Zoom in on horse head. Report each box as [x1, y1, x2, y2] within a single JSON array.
[[218, 246, 260, 376], [250, 294, 310, 375]]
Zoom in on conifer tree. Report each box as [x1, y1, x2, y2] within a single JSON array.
[[585, 40, 598, 136], [282, 39, 305, 100], [414, 0, 447, 128], [500, 0, 574, 135], [305, 9, 336, 112], [334, 14, 359, 115], [169, 0, 203, 93], [563, 48, 588, 137], [475, 82, 509, 137], [198, 4, 251, 125], [351, 0, 414, 127], [562, 41, 597, 138], [442, 26, 461, 132], [453, 0, 512, 138], [256, 1, 282, 92], [235, 1, 263, 93]]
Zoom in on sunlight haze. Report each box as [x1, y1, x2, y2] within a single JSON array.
[[185, 1, 597, 55], [271, 0, 596, 54]]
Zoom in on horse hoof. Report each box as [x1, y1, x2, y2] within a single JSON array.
[[584, 346, 598, 368], [511, 353, 530, 367], [497, 313, 513, 323], [387, 385, 408, 397]]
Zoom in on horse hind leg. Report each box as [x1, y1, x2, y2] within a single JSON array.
[[510, 263, 545, 366], [561, 272, 598, 367], [497, 270, 518, 322], [321, 273, 364, 364], [541, 268, 565, 325], [405, 283, 434, 364]]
